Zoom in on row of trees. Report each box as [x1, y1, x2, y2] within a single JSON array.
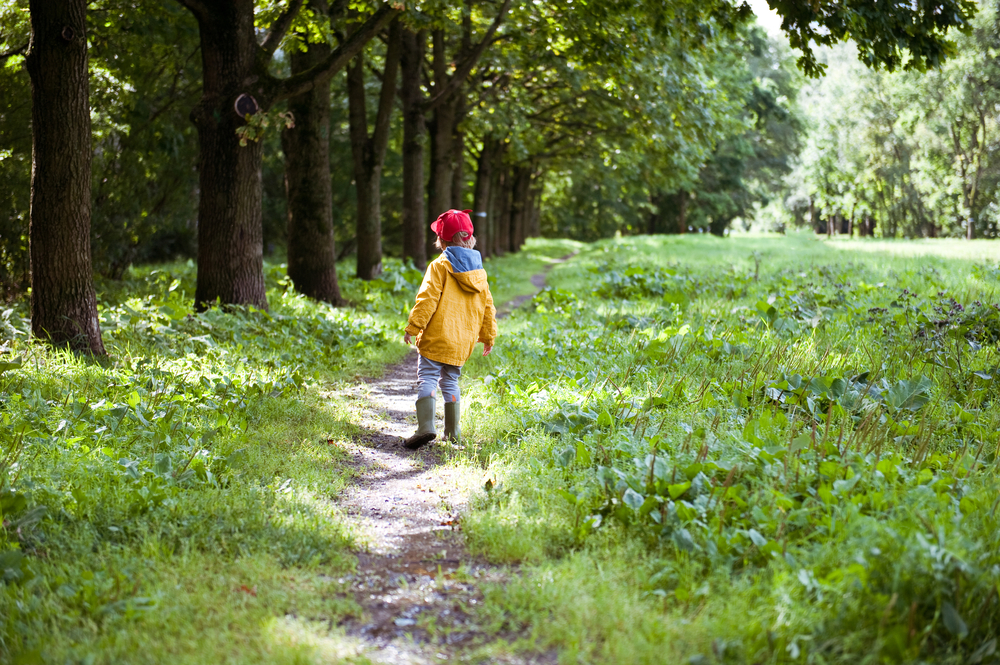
[[794, 0, 1000, 240], [0, 0, 980, 353]]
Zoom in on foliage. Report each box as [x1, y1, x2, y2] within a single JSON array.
[[767, 0, 978, 77], [797, 0, 1000, 239], [460, 234, 1000, 663], [0, 254, 417, 660], [0, 239, 559, 662]]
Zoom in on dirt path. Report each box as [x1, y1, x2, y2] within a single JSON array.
[[334, 256, 572, 663]]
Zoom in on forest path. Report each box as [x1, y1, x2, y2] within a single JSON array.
[[333, 255, 572, 664]]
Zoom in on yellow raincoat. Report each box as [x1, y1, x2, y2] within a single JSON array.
[[405, 247, 497, 367]]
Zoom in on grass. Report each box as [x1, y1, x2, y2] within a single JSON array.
[[3, 234, 999, 663], [457, 232, 1000, 664], [0, 246, 557, 663]]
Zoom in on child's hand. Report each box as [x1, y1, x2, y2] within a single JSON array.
[[403, 333, 413, 345], [482, 343, 493, 357]]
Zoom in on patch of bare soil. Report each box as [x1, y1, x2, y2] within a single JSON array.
[[333, 256, 573, 664]]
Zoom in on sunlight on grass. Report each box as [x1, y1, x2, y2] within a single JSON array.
[[455, 234, 1000, 664], [827, 237, 1000, 262]]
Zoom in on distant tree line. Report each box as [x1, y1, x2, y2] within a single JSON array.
[[0, 0, 978, 352], [792, 0, 1000, 240]]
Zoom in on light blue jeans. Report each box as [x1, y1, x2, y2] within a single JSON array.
[[417, 354, 461, 403]]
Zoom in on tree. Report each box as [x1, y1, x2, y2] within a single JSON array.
[[348, 19, 401, 280], [797, 2, 1000, 239], [396, 0, 510, 269], [399, 26, 427, 267], [282, 0, 345, 304], [25, 0, 105, 354], [175, 0, 397, 310], [765, 0, 978, 77]]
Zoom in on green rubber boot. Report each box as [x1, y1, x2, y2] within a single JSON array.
[[403, 396, 436, 450], [444, 399, 461, 442]]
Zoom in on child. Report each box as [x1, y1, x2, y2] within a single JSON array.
[[402, 209, 497, 449]]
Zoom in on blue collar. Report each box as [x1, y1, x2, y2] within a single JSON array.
[[444, 246, 483, 273]]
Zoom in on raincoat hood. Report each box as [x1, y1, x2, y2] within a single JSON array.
[[444, 247, 488, 294]]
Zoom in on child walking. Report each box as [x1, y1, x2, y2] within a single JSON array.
[[402, 209, 497, 449]]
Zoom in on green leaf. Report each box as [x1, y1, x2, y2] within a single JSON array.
[[667, 481, 691, 499], [884, 376, 933, 411], [833, 475, 860, 495], [623, 488, 644, 512], [673, 528, 697, 552], [747, 528, 767, 547], [942, 601, 968, 638], [556, 489, 578, 505], [0, 360, 22, 375]]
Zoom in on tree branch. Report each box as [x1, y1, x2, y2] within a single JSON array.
[[372, 19, 402, 163], [423, 0, 512, 112], [270, 3, 399, 103], [260, 0, 305, 57], [0, 42, 28, 62], [174, 0, 211, 23], [328, 0, 349, 21]]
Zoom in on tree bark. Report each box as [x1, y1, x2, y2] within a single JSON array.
[[647, 192, 662, 234], [189, 5, 267, 310], [282, 0, 343, 304], [26, 0, 105, 354], [427, 29, 456, 255], [677, 191, 687, 234], [399, 27, 427, 269], [348, 19, 401, 280], [496, 167, 512, 255], [527, 177, 542, 237], [472, 136, 497, 257], [488, 140, 507, 256], [452, 122, 466, 209], [510, 165, 531, 251]]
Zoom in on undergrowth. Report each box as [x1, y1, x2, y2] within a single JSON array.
[[0, 245, 562, 664], [460, 234, 1000, 665]]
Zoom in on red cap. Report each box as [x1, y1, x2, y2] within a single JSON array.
[[430, 209, 474, 241]]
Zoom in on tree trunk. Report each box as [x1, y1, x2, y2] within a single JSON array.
[[400, 27, 426, 269], [282, 0, 343, 304], [648, 192, 663, 234], [495, 167, 511, 256], [472, 136, 497, 257], [427, 29, 456, 255], [510, 165, 531, 251], [488, 140, 507, 257], [347, 20, 400, 281], [348, 54, 380, 279], [677, 191, 688, 234], [528, 178, 542, 237], [188, 2, 266, 310], [26, 0, 105, 354], [452, 123, 466, 209]]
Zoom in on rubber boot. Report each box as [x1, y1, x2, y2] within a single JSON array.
[[444, 399, 461, 442], [403, 396, 436, 450]]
